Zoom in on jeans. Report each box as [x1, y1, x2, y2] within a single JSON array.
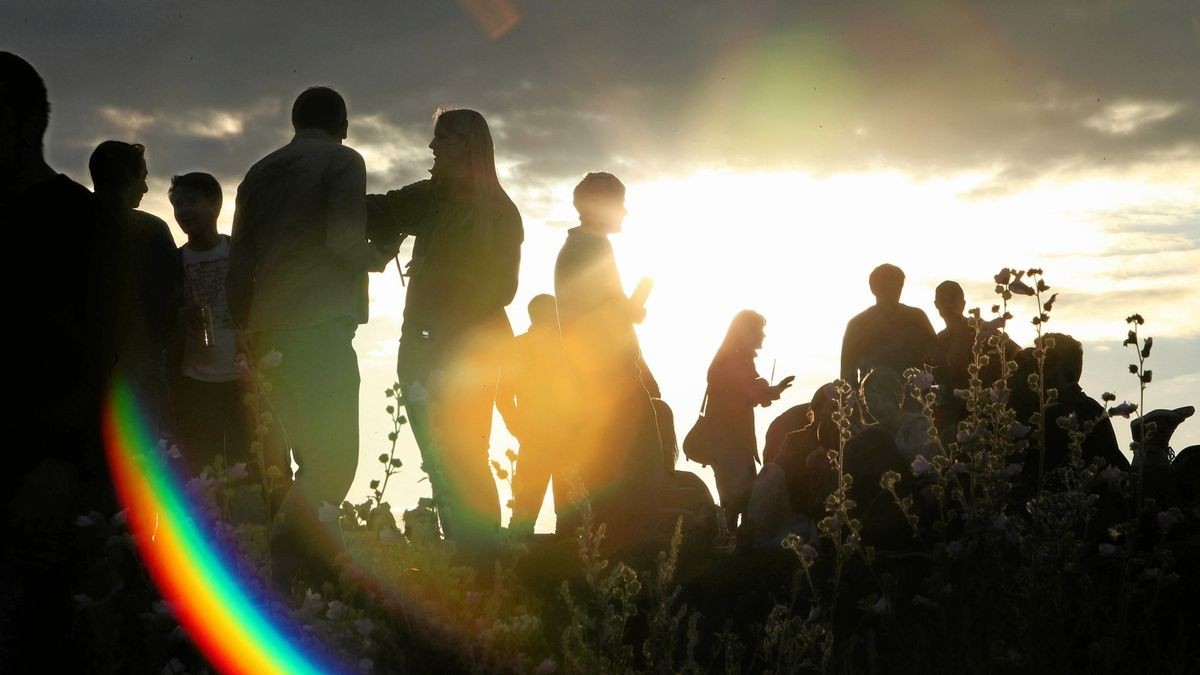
[[254, 319, 360, 574]]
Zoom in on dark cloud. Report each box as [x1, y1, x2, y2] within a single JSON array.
[[4, 0, 1199, 189]]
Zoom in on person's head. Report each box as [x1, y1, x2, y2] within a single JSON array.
[[869, 264, 905, 305], [0, 52, 50, 181], [811, 382, 839, 420], [573, 172, 627, 233], [720, 309, 767, 355], [429, 108, 502, 192], [527, 293, 558, 330], [1038, 332, 1083, 388], [89, 140, 148, 208], [934, 280, 966, 323], [168, 172, 223, 239], [860, 367, 904, 424], [292, 86, 348, 139]]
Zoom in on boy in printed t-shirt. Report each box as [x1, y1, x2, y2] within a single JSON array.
[[169, 172, 248, 475]]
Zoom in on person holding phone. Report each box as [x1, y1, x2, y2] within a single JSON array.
[[705, 310, 794, 534]]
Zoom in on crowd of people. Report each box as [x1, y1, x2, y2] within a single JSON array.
[[3, 50, 1198, 668]]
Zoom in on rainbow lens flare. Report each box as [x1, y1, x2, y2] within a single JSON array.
[[103, 379, 337, 674]]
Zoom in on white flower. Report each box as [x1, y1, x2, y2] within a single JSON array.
[[257, 349, 284, 371], [227, 463, 248, 480], [535, 658, 557, 674], [911, 455, 933, 477], [325, 600, 347, 621], [165, 444, 182, 460], [1099, 465, 1122, 484], [800, 544, 819, 560], [1008, 422, 1030, 440], [1002, 463, 1023, 478], [951, 462, 968, 475], [317, 502, 341, 523], [355, 618, 375, 636]]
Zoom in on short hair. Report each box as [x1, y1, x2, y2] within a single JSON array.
[[527, 293, 557, 315], [0, 51, 50, 139], [935, 280, 965, 305], [1039, 332, 1083, 386], [868, 263, 905, 296], [89, 140, 145, 192], [291, 86, 347, 134], [573, 172, 625, 210], [169, 172, 223, 207]]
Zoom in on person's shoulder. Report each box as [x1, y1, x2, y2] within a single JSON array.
[[131, 209, 170, 228], [847, 305, 877, 327]]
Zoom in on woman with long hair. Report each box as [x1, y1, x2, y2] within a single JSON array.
[[368, 109, 523, 550], [704, 310, 793, 533]]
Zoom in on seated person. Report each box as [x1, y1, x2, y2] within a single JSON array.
[[932, 280, 1020, 426]]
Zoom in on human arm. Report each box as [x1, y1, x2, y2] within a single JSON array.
[[226, 184, 256, 328], [325, 149, 392, 273]]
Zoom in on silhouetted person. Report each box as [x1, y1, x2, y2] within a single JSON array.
[[166, 173, 246, 475], [227, 87, 394, 585], [90, 140, 181, 439], [1, 51, 117, 672], [933, 280, 1020, 425], [554, 172, 665, 549], [367, 108, 523, 550], [840, 264, 937, 389], [496, 294, 572, 536], [1031, 333, 1126, 480], [705, 310, 794, 532], [852, 367, 935, 464], [1130, 406, 1191, 502], [764, 383, 837, 466]]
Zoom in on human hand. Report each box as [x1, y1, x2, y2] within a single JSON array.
[[772, 375, 796, 397], [629, 301, 647, 325]]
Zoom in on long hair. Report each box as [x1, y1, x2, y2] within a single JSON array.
[[433, 108, 507, 200], [713, 309, 766, 365]]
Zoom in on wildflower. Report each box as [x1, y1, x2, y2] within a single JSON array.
[[355, 618, 375, 636], [911, 454, 933, 477], [1141, 567, 1161, 581], [1009, 421, 1030, 439], [112, 510, 128, 527], [1156, 510, 1178, 532], [165, 444, 182, 460], [987, 385, 1010, 404], [1098, 543, 1117, 557], [801, 543, 818, 559], [505, 448, 518, 462], [1101, 392, 1116, 402], [992, 513, 1009, 531], [1109, 402, 1137, 418], [357, 658, 375, 674], [74, 593, 93, 608], [317, 502, 341, 523], [1141, 336, 1153, 358], [867, 597, 891, 616], [161, 658, 188, 674], [234, 353, 251, 375], [325, 600, 347, 621], [951, 462, 968, 475], [913, 371, 935, 391], [535, 658, 557, 674], [1008, 278, 1035, 296], [1002, 463, 1023, 478], [913, 595, 939, 609], [227, 463, 248, 480], [1098, 465, 1122, 483], [952, 388, 970, 400], [75, 514, 96, 527], [257, 349, 283, 370], [994, 268, 1011, 285]]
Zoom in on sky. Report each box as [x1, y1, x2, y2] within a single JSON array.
[[5, 0, 1198, 531]]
